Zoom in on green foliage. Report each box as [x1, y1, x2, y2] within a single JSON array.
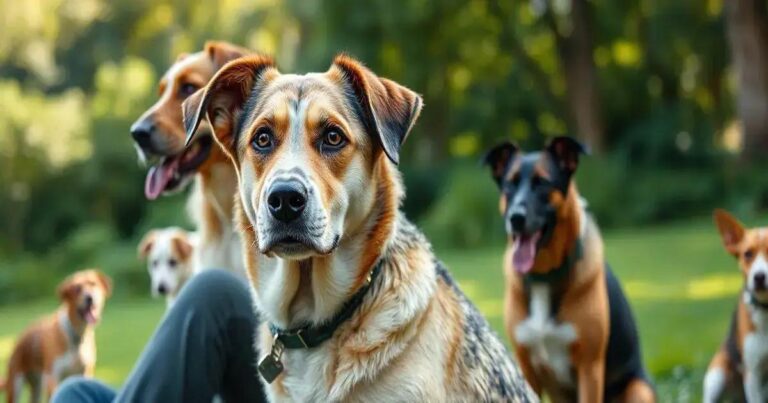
[[420, 162, 505, 248], [0, 0, 765, 306]]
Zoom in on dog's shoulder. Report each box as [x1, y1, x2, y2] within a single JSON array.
[[434, 263, 537, 401]]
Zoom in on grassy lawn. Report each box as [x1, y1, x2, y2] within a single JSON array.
[[0, 217, 747, 401]]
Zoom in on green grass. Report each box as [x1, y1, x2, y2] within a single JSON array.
[[0, 217, 749, 401]]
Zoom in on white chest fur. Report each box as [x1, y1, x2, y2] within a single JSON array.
[[52, 348, 85, 381], [514, 284, 577, 385], [744, 302, 768, 401]]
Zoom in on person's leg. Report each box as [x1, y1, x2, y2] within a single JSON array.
[[116, 269, 265, 403], [52, 377, 116, 403]]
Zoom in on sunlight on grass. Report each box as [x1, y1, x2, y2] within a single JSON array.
[[687, 274, 742, 300], [0, 336, 14, 362], [95, 367, 124, 385], [624, 272, 741, 301]]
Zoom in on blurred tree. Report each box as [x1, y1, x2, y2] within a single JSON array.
[[725, 0, 768, 160], [544, 0, 605, 153]]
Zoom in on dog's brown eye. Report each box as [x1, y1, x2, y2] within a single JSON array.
[[252, 129, 274, 152], [168, 259, 177, 268], [179, 83, 198, 98], [745, 249, 755, 260], [321, 127, 347, 151]]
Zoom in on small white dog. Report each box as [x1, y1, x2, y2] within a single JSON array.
[[138, 227, 197, 309]]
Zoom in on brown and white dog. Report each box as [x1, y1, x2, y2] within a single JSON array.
[[182, 54, 537, 402], [1, 269, 112, 403], [703, 209, 768, 402], [483, 137, 654, 402], [130, 41, 250, 276], [138, 227, 197, 309]]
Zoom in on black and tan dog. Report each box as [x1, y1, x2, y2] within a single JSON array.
[[703, 209, 768, 402], [182, 54, 537, 401], [483, 137, 654, 402]]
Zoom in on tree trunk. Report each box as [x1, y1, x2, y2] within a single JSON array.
[[547, 0, 605, 153], [725, 0, 768, 160]]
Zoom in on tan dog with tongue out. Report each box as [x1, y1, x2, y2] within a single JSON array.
[[1, 269, 112, 403]]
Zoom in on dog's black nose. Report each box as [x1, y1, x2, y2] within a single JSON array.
[[84, 294, 93, 306], [267, 181, 307, 223], [157, 284, 168, 295], [131, 120, 155, 148], [756, 272, 766, 288], [510, 213, 526, 233]]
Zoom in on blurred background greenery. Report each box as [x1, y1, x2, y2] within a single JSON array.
[[2, 0, 768, 400]]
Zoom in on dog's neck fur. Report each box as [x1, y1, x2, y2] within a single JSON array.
[[60, 308, 86, 345], [530, 183, 583, 274], [188, 159, 242, 273], [197, 161, 237, 235]]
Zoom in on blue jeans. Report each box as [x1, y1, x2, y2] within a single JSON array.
[[52, 270, 266, 402]]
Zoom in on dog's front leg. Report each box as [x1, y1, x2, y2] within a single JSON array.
[[744, 370, 765, 403], [575, 359, 604, 403], [513, 345, 541, 395], [44, 373, 58, 402]]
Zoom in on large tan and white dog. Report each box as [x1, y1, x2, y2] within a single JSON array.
[[182, 54, 537, 402], [1, 269, 112, 403], [131, 41, 250, 276]]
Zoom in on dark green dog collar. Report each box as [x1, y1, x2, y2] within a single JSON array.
[[748, 290, 768, 310], [258, 259, 384, 383], [524, 238, 583, 285]]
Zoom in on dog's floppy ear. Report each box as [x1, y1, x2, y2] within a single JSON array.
[[183, 55, 276, 161], [482, 142, 518, 187], [331, 55, 423, 165], [138, 231, 156, 259], [94, 270, 113, 298], [546, 136, 589, 193], [205, 40, 251, 70], [57, 275, 80, 301], [171, 234, 194, 261], [714, 209, 745, 257]]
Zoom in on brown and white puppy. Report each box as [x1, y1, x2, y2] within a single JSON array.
[[703, 210, 768, 402], [130, 41, 250, 276], [1, 269, 112, 403], [138, 227, 197, 309], [483, 138, 654, 403], [182, 54, 537, 402]]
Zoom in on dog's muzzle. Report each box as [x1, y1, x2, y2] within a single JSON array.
[[267, 180, 307, 223]]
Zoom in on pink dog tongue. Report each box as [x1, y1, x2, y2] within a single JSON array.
[[512, 231, 541, 274], [144, 158, 179, 200], [84, 309, 97, 324]]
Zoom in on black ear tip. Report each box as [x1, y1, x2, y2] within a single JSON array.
[[549, 136, 590, 155], [480, 141, 517, 167]]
